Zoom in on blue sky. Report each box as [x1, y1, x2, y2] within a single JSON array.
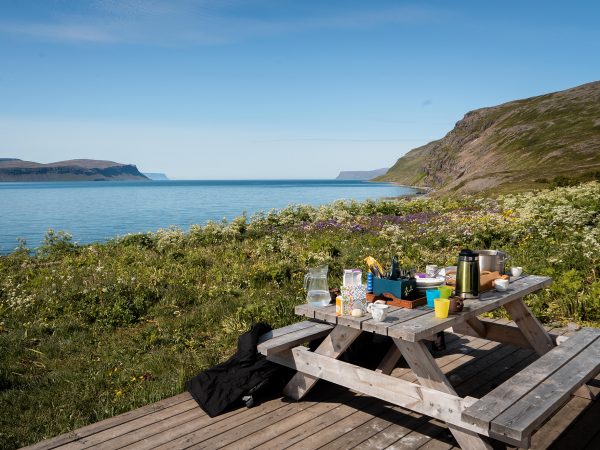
[[1, 0, 599, 179]]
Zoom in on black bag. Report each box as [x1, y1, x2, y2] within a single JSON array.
[[186, 323, 293, 417]]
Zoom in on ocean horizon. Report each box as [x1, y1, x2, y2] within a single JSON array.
[[0, 179, 416, 253]]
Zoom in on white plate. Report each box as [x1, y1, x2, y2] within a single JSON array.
[[415, 276, 446, 287]]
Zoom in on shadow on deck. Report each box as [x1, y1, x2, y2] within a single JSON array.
[[24, 322, 600, 450]]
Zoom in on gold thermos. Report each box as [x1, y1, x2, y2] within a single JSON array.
[[456, 249, 480, 299]]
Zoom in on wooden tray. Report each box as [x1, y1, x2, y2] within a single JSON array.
[[366, 292, 427, 309]]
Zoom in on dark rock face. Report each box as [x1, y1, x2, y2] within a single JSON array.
[[0, 160, 149, 182]]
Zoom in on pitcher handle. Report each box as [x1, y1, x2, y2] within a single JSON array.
[[304, 273, 310, 290]]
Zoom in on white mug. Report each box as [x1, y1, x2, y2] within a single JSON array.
[[510, 266, 523, 277], [367, 303, 389, 322]]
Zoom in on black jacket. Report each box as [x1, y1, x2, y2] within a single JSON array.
[[186, 323, 291, 417]]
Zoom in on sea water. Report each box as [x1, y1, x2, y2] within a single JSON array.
[[0, 180, 416, 253], [307, 290, 331, 307]]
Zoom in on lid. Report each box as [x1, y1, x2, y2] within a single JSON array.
[[476, 249, 507, 257], [458, 249, 479, 262]]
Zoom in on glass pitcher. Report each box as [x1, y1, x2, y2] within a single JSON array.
[[304, 265, 330, 306]]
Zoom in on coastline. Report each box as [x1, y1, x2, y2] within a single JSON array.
[[0, 179, 406, 254], [373, 180, 433, 199], [392, 182, 433, 195]]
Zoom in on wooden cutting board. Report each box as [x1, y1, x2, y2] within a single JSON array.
[[445, 270, 506, 293]]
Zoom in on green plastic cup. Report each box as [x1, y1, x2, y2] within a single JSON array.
[[438, 285, 453, 299]]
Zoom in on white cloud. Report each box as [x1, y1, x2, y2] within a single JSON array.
[[0, 2, 450, 46], [0, 21, 117, 43]]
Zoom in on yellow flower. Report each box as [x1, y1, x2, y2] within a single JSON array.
[[115, 389, 123, 397]]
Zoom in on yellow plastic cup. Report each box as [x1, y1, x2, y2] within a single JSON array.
[[438, 285, 453, 299], [434, 298, 450, 319]]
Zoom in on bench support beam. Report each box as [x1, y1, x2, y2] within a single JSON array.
[[453, 317, 560, 350]]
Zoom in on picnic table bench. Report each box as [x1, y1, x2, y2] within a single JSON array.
[[259, 275, 600, 449]]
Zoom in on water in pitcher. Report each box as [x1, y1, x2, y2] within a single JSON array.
[[304, 265, 330, 307], [307, 290, 331, 307]]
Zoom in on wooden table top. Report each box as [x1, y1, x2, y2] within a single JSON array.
[[296, 275, 552, 342]]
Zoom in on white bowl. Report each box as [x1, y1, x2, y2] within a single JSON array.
[[415, 276, 446, 287], [510, 267, 523, 277], [495, 279, 509, 291]]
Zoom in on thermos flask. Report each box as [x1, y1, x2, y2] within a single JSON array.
[[456, 249, 480, 299]]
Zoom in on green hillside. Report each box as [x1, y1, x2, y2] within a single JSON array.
[[376, 81, 600, 194]]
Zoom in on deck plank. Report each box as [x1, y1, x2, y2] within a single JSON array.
[[190, 384, 349, 449], [74, 400, 201, 449], [257, 394, 379, 450], [223, 386, 356, 450], [23, 325, 599, 450], [21, 393, 192, 450], [318, 403, 412, 450], [566, 398, 600, 449], [284, 397, 389, 450], [146, 395, 297, 450]]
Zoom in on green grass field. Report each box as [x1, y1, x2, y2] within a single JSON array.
[[1, 182, 600, 449]]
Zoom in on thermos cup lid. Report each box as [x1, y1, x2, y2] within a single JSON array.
[[459, 249, 479, 260]]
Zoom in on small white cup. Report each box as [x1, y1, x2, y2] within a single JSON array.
[[367, 303, 389, 322], [510, 267, 523, 277], [495, 278, 509, 291]]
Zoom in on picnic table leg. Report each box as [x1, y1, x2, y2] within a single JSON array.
[[375, 343, 402, 374], [504, 297, 554, 355], [394, 338, 494, 450], [282, 324, 362, 400]]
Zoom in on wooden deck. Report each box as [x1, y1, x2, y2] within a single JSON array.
[[25, 319, 600, 450]]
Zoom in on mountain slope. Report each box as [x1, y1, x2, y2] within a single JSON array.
[[375, 81, 600, 194], [0, 159, 149, 182]]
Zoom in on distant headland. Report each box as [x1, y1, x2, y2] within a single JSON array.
[[0, 158, 149, 182], [142, 172, 169, 180], [336, 168, 389, 180]]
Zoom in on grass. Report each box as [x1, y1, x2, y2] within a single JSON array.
[[1, 182, 600, 448]]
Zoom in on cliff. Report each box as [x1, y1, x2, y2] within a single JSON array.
[[0, 159, 149, 182]]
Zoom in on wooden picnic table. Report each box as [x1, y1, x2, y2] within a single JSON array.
[[261, 275, 600, 449]]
